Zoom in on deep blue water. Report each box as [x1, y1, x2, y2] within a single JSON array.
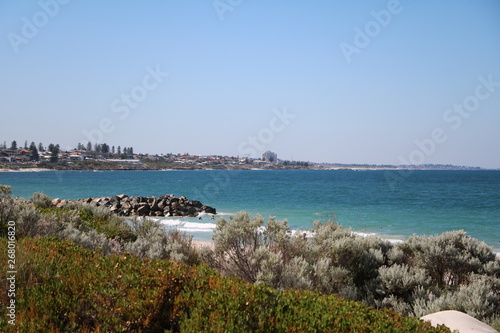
[[1, 169, 499, 252]]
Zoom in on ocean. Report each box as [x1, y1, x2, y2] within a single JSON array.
[[1, 169, 499, 253]]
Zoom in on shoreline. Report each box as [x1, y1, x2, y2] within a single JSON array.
[[0, 168, 53, 172], [1, 167, 494, 172]]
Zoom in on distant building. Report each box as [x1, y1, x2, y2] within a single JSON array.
[[253, 159, 266, 165], [262, 151, 277, 163], [69, 151, 85, 160]]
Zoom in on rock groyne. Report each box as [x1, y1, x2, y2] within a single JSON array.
[[51, 194, 216, 217]]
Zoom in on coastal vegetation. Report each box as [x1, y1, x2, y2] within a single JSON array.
[[0, 186, 498, 331], [207, 213, 499, 324]]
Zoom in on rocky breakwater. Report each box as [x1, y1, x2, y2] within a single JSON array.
[[51, 194, 216, 217]]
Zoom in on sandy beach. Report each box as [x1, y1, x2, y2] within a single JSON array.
[[0, 168, 52, 172], [192, 240, 214, 250]]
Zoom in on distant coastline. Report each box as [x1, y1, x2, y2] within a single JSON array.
[[0, 161, 488, 172], [1, 144, 489, 171]]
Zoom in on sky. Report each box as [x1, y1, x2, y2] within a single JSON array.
[[1, 1, 499, 168]]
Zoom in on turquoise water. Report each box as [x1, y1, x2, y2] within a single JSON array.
[[1, 169, 499, 252]]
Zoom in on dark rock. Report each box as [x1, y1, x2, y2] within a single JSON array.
[[149, 199, 160, 211], [158, 199, 166, 210], [51, 193, 216, 219], [136, 204, 150, 215], [188, 200, 203, 208], [202, 205, 216, 214], [121, 201, 132, 210]]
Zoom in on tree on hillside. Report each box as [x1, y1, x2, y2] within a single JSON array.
[[10, 140, 17, 150], [24, 140, 28, 149], [86, 141, 92, 152], [38, 142, 44, 152], [29, 142, 39, 161], [121, 147, 133, 156], [49, 144, 60, 163], [117, 146, 121, 155], [112, 146, 115, 154], [101, 143, 110, 154]]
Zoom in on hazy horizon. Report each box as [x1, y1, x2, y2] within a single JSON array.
[[1, 1, 499, 168]]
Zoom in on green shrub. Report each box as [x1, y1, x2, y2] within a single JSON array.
[[0, 185, 15, 237], [75, 203, 135, 241], [378, 264, 431, 302], [412, 274, 500, 321], [0, 237, 189, 332], [173, 265, 450, 332], [398, 230, 496, 289], [30, 192, 52, 209], [13, 200, 41, 238], [125, 217, 199, 265], [209, 212, 393, 300]]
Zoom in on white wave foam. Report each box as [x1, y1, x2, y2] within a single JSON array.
[[214, 212, 236, 216], [353, 231, 405, 244], [288, 229, 315, 238], [157, 218, 217, 233], [353, 231, 378, 238], [156, 217, 408, 243], [178, 222, 217, 233], [160, 219, 185, 227], [183, 222, 216, 230]]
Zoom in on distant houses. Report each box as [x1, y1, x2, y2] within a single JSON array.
[[1, 144, 304, 170], [69, 151, 85, 160], [0, 149, 16, 163]]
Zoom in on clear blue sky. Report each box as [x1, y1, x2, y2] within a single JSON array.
[[1, 1, 499, 168]]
